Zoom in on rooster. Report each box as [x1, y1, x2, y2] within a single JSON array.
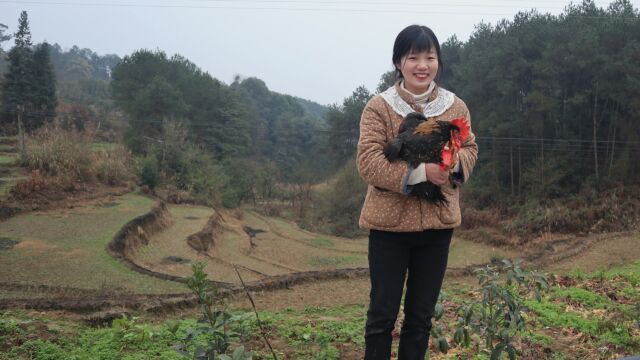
[[384, 112, 470, 204]]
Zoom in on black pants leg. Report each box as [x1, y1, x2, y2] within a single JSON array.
[[398, 229, 452, 360], [364, 228, 453, 360]]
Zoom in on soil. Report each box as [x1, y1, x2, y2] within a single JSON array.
[[0, 181, 133, 221], [13, 240, 57, 252]]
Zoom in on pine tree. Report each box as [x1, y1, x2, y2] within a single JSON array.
[[0, 23, 11, 52], [32, 42, 57, 128], [0, 23, 11, 97], [1, 11, 33, 155]]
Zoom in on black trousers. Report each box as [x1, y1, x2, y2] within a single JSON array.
[[364, 228, 453, 360]]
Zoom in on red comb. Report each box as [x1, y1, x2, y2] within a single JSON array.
[[451, 118, 470, 140]]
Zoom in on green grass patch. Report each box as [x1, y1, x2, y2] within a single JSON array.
[[0, 313, 200, 360], [256, 304, 366, 359], [0, 155, 16, 166], [525, 331, 553, 346], [0, 144, 15, 152], [525, 299, 599, 334], [552, 287, 611, 308], [310, 237, 334, 247], [600, 260, 640, 286], [90, 142, 120, 151], [0, 306, 367, 360]]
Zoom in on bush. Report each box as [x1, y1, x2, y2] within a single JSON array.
[[93, 146, 134, 185], [504, 186, 640, 238], [177, 263, 252, 359], [445, 260, 549, 359], [307, 158, 366, 237], [135, 121, 229, 206], [23, 125, 93, 181], [140, 156, 160, 190]]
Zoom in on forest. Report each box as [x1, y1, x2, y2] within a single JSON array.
[[2, 2, 639, 235]]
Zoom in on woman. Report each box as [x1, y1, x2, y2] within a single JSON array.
[[357, 25, 478, 360]]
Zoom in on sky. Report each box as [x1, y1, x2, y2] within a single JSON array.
[[1, 0, 638, 105]]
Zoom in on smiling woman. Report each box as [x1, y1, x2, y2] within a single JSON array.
[[392, 26, 441, 95], [357, 24, 478, 360]]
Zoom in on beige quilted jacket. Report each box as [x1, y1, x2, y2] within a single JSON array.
[[357, 83, 478, 231]]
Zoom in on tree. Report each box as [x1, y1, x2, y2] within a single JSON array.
[[325, 86, 372, 167], [376, 70, 395, 93], [1, 11, 34, 156], [0, 23, 10, 107], [111, 50, 254, 157], [31, 42, 57, 128], [0, 22, 10, 56]]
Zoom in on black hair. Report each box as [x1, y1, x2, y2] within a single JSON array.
[[392, 25, 443, 81]]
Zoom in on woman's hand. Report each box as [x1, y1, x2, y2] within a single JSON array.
[[425, 163, 448, 185]]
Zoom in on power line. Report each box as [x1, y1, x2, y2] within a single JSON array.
[[187, 0, 571, 6], [7, 109, 640, 148], [1, 0, 638, 18]]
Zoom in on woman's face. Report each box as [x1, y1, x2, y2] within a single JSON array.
[[397, 48, 439, 94]]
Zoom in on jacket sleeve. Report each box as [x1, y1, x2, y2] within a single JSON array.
[[357, 98, 411, 193], [456, 107, 478, 183]]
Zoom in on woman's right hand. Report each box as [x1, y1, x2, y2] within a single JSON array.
[[425, 163, 448, 185]]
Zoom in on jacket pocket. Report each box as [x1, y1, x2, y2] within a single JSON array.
[[438, 184, 461, 225], [362, 187, 406, 228]]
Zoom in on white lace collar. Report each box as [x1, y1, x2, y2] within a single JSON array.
[[380, 83, 455, 118]]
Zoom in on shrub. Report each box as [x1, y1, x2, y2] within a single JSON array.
[[303, 157, 366, 238], [23, 125, 93, 181], [444, 260, 549, 359], [176, 263, 252, 359], [140, 156, 160, 190], [93, 146, 134, 185]]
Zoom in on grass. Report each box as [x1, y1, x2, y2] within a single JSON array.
[[0, 144, 15, 152], [90, 142, 120, 151], [448, 236, 515, 268], [0, 155, 16, 166], [0, 193, 185, 295], [308, 255, 360, 267], [1, 260, 640, 359], [310, 237, 334, 247], [525, 260, 640, 355], [548, 234, 640, 273], [0, 310, 190, 360]]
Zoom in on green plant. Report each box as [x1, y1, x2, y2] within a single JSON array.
[[112, 315, 156, 350], [140, 156, 160, 189], [176, 262, 252, 360], [451, 259, 549, 360], [430, 296, 451, 353]]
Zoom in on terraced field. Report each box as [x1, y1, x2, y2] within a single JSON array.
[[0, 136, 26, 201], [0, 193, 186, 296], [0, 190, 514, 301]]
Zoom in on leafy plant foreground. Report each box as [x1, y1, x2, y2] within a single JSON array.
[[1, 261, 638, 360]]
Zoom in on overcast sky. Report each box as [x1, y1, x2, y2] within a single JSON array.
[[1, 0, 638, 105]]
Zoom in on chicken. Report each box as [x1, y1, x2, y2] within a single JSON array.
[[383, 112, 470, 204]]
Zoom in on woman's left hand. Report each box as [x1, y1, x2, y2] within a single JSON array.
[[425, 163, 449, 185]]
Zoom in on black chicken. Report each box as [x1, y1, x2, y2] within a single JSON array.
[[383, 112, 470, 204]]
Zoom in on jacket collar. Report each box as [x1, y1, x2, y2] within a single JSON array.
[[394, 80, 440, 112]]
